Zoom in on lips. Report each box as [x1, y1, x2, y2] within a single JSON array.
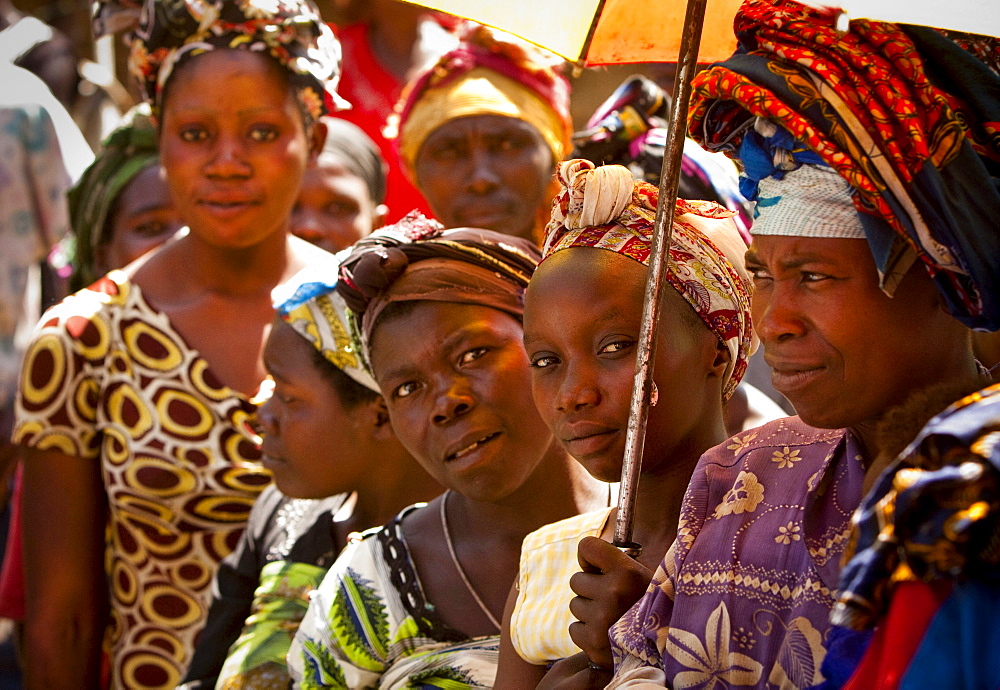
[[562, 421, 620, 458], [445, 431, 501, 462], [767, 359, 827, 395], [199, 194, 259, 216]]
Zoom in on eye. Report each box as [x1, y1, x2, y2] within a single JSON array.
[[459, 347, 488, 365], [132, 221, 169, 238], [180, 126, 209, 142], [747, 264, 772, 282], [249, 126, 278, 143], [325, 200, 360, 216], [801, 271, 832, 283], [430, 141, 466, 161], [599, 339, 635, 356], [529, 353, 560, 369], [393, 381, 421, 399]]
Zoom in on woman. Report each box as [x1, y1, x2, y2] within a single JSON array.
[[391, 26, 572, 243], [67, 102, 183, 292], [13, 0, 345, 686], [181, 263, 441, 688], [287, 214, 609, 688], [495, 160, 756, 687], [289, 117, 390, 253]]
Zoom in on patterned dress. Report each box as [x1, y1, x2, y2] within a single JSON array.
[[288, 505, 500, 689], [13, 270, 271, 688], [609, 417, 865, 689]]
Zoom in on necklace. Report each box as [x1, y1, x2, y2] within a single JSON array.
[[439, 490, 502, 631]]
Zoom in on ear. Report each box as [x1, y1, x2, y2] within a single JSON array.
[[369, 396, 395, 441], [370, 204, 390, 234], [708, 339, 732, 382], [307, 118, 328, 162]]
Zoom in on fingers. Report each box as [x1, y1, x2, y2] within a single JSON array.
[[576, 535, 629, 573], [568, 620, 615, 670]]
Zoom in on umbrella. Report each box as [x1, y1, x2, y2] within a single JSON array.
[[402, 0, 743, 66]]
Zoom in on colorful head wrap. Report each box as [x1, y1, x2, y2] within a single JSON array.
[[67, 103, 161, 292], [688, 0, 1000, 330], [336, 212, 540, 367], [272, 258, 379, 393], [392, 25, 571, 176], [319, 117, 388, 205], [127, 0, 347, 122], [542, 159, 757, 401]]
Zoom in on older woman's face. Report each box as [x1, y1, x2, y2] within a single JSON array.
[[158, 50, 318, 248], [414, 114, 553, 242]]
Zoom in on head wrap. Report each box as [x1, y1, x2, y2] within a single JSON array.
[[543, 159, 757, 401], [542, 159, 757, 400], [392, 25, 571, 176], [688, 0, 1000, 330], [319, 117, 388, 205], [752, 162, 867, 239], [271, 259, 379, 392], [127, 0, 348, 122], [67, 103, 161, 292], [336, 212, 540, 367]]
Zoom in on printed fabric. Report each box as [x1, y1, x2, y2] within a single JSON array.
[[687, 0, 1000, 330], [510, 507, 613, 665], [609, 417, 865, 689], [13, 270, 271, 688], [288, 505, 500, 688]]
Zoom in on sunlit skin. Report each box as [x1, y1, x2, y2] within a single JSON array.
[[157, 50, 319, 250], [493, 248, 729, 686], [96, 163, 184, 273], [371, 302, 561, 502], [368, 300, 607, 640], [745, 236, 977, 452], [289, 153, 387, 253], [414, 114, 553, 241]]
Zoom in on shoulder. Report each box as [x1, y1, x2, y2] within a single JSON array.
[[700, 416, 847, 470], [522, 507, 613, 551]]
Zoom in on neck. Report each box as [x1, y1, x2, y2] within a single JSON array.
[[179, 230, 293, 298], [354, 447, 443, 528], [630, 408, 727, 564]]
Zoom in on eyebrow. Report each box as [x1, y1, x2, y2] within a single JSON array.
[[745, 249, 841, 270], [523, 307, 628, 348]]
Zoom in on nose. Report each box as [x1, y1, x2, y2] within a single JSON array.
[[555, 362, 601, 413], [290, 207, 324, 242], [466, 149, 500, 194], [431, 378, 476, 426], [257, 396, 278, 438], [754, 281, 807, 345], [205, 134, 251, 179]]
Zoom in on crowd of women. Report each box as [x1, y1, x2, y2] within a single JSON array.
[[2, 0, 999, 688]]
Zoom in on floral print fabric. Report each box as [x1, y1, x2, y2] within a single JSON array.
[[610, 417, 865, 689], [13, 271, 271, 688]]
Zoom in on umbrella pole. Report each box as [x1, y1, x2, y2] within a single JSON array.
[[612, 0, 711, 556]]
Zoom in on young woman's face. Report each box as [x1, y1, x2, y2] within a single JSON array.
[[289, 153, 383, 253], [98, 164, 183, 273], [158, 49, 317, 248], [370, 301, 556, 502], [259, 319, 370, 499], [523, 249, 717, 482], [414, 114, 553, 242]]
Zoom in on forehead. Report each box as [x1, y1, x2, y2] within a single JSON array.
[[163, 49, 292, 111], [422, 114, 542, 146], [747, 235, 874, 269], [528, 249, 644, 307]]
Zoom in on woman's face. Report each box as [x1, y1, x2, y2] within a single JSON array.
[[370, 301, 556, 502], [98, 164, 183, 273], [523, 249, 717, 483], [158, 49, 319, 248], [414, 114, 553, 242], [290, 153, 384, 253], [259, 319, 371, 499]]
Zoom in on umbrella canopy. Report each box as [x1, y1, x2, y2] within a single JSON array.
[[401, 0, 743, 65]]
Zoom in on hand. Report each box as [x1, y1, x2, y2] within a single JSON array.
[[537, 652, 613, 690], [568, 536, 653, 669]]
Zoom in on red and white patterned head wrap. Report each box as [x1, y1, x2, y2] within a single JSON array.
[[542, 159, 757, 400]]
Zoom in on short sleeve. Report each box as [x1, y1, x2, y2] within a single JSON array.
[[13, 293, 107, 458]]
